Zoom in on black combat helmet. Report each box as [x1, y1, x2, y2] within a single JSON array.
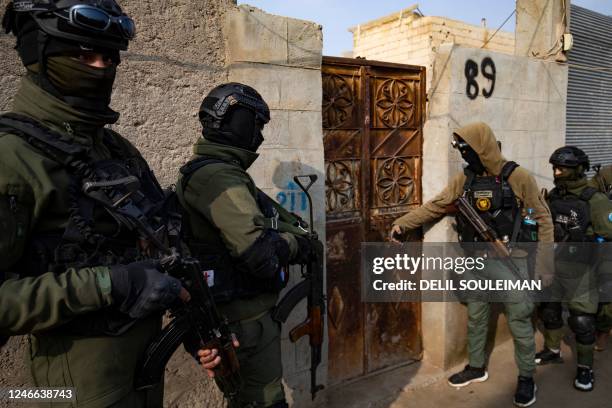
[[550, 146, 590, 182], [199, 83, 271, 152], [549, 146, 590, 170], [3, 0, 135, 56]]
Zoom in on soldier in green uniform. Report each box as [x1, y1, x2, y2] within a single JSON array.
[[0, 1, 218, 406], [391, 122, 554, 408], [176, 83, 312, 408], [535, 146, 612, 392], [588, 164, 612, 351]]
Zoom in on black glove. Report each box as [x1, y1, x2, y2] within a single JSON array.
[[291, 235, 312, 265], [109, 260, 182, 319]]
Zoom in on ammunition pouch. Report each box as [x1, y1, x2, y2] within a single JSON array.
[[188, 229, 290, 304]]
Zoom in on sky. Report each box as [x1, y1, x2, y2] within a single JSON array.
[[236, 0, 612, 56]]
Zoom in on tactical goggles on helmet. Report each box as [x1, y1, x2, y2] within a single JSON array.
[[211, 92, 271, 125], [12, 1, 135, 40], [451, 138, 469, 151]]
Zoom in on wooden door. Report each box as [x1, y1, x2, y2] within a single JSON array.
[[322, 57, 425, 384]]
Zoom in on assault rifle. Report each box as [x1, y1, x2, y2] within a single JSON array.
[[271, 175, 325, 400], [82, 176, 241, 399], [455, 195, 523, 280]]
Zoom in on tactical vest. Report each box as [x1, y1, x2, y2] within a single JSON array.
[[177, 156, 297, 304], [457, 161, 526, 243], [0, 113, 167, 277], [548, 186, 597, 243]]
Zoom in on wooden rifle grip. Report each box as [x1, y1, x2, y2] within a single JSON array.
[[289, 319, 311, 343]]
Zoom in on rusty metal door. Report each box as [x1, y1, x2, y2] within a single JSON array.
[[322, 56, 425, 385]]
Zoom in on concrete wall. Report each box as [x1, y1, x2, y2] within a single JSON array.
[[516, 0, 569, 61], [0, 1, 325, 407], [421, 43, 567, 368], [351, 12, 515, 90]]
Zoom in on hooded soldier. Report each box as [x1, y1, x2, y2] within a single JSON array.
[[391, 122, 553, 408], [176, 83, 312, 408], [0, 1, 218, 406], [535, 147, 612, 391]]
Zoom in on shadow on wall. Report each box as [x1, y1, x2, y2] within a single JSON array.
[[271, 162, 325, 218]]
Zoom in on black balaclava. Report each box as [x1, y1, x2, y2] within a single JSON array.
[[203, 105, 264, 152], [454, 136, 486, 175], [17, 16, 120, 116], [29, 55, 117, 106]]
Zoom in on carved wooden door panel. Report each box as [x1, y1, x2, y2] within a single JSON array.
[[322, 57, 425, 385]]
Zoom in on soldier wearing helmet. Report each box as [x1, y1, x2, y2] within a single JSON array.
[[536, 146, 612, 392], [175, 83, 313, 407], [0, 1, 218, 406]]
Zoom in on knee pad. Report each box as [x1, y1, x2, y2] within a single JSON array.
[[540, 304, 564, 330], [568, 312, 596, 345]]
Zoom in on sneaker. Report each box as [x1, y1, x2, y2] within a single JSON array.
[[535, 348, 563, 365], [594, 330, 609, 352], [574, 365, 594, 391], [513, 376, 537, 407], [447, 365, 488, 388]]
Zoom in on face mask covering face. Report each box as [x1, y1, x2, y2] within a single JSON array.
[[46, 55, 117, 106]]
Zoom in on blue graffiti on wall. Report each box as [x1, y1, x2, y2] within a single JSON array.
[[276, 181, 309, 213]]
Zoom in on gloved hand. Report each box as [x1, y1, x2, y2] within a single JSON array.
[[390, 224, 404, 243], [291, 235, 313, 265], [109, 260, 183, 319]]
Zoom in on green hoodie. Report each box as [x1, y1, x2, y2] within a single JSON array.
[[177, 137, 297, 322], [0, 77, 162, 407]]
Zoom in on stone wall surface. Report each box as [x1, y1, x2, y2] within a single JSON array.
[[351, 13, 515, 90], [0, 1, 325, 407]]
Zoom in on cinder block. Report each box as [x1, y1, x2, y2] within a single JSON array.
[[287, 17, 322, 69], [225, 5, 288, 65], [287, 110, 324, 150], [262, 109, 290, 148], [228, 63, 322, 111]]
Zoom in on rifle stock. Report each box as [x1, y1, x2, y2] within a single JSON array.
[[273, 175, 326, 400]]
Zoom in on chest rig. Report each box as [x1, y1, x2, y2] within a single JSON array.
[[0, 113, 167, 276], [457, 161, 521, 243], [177, 156, 285, 303], [548, 187, 597, 243]]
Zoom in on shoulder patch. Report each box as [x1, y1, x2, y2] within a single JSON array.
[[608, 212, 612, 222]]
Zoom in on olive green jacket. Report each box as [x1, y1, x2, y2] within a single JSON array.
[[589, 165, 612, 196], [553, 177, 612, 240], [177, 137, 297, 322], [0, 77, 161, 407]]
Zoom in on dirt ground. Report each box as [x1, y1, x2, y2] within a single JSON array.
[[325, 331, 612, 408]]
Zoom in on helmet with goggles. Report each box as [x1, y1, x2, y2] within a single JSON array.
[[3, 0, 135, 53]]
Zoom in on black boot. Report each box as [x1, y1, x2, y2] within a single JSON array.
[[513, 376, 537, 407], [574, 365, 594, 392], [535, 347, 563, 365], [447, 365, 488, 388]]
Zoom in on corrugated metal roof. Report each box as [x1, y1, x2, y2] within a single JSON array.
[[566, 5, 612, 168]]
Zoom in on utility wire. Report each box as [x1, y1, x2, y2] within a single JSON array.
[[481, 9, 516, 48]]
